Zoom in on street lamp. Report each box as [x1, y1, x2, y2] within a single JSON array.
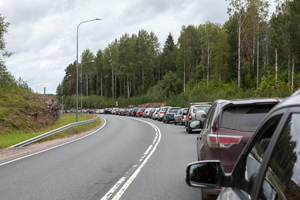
[[80, 60, 94, 116], [76, 17, 102, 122]]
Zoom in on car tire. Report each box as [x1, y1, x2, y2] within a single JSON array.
[[166, 119, 169, 124], [187, 127, 192, 134], [174, 121, 177, 125]]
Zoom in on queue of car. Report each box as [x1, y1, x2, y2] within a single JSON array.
[[100, 93, 300, 200]]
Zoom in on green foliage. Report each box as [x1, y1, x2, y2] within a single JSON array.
[[258, 72, 291, 97]]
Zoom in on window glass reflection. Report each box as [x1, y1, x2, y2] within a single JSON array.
[[266, 113, 300, 200], [241, 116, 280, 198]]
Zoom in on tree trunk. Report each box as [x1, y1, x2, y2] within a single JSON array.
[[184, 48, 186, 94], [275, 48, 278, 83], [127, 74, 130, 98], [101, 72, 103, 96], [207, 43, 210, 87], [96, 75, 98, 96], [238, 0, 241, 88], [288, 54, 291, 84], [112, 64, 114, 100], [292, 54, 294, 91], [256, 23, 259, 90]]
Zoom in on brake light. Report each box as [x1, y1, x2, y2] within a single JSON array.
[[207, 134, 242, 148], [168, 114, 170, 116], [181, 115, 184, 119], [188, 114, 192, 120], [146, 111, 148, 113], [160, 111, 163, 114]]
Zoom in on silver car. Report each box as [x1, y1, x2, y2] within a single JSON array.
[[185, 103, 211, 133], [157, 106, 171, 121], [152, 108, 160, 120], [174, 108, 188, 125], [143, 108, 153, 118]]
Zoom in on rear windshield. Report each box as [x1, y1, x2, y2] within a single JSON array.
[[220, 105, 274, 132], [193, 106, 211, 113], [183, 109, 188, 114], [170, 108, 180, 113]]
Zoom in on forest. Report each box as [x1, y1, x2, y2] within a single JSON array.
[[56, 0, 300, 109]]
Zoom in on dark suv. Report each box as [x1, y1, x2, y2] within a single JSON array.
[[196, 98, 282, 199], [186, 91, 300, 200]]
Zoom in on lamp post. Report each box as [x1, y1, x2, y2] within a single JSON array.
[[80, 60, 94, 116], [76, 17, 102, 122]]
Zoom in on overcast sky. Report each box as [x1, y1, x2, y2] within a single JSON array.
[[0, 0, 275, 94]]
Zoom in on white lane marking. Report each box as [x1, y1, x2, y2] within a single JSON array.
[[0, 118, 107, 167], [100, 118, 161, 200], [101, 177, 127, 200]]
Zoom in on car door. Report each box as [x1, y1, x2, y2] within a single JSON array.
[[218, 107, 300, 200]]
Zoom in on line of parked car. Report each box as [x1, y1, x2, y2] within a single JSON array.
[[100, 93, 300, 200], [102, 103, 212, 135]]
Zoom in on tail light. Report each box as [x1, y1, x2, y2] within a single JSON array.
[[188, 114, 192, 121], [146, 111, 148, 113], [160, 111, 163, 114], [181, 115, 184, 119], [168, 114, 170, 116], [207, 134, 242, 148]]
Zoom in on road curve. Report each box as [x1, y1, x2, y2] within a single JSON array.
[[0, 115, 158, 200]]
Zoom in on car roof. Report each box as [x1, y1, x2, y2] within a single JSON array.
[[268, 90, 300, 112], [215, 97, 283, 109], [189, 102, 212, 106]]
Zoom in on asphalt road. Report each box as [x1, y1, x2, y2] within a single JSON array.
[[0, 115, 203, 200]]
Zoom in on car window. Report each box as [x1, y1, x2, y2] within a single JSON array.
[[203, 104, 215, 129], [261, 113, 300, 200], [183, 109, 188, 114], [170, 108, 180, 113], [193, 106, 211, 113], [241, 113, 300, 200], [240, 115, 282, 199], [220, 105, 274, 132]]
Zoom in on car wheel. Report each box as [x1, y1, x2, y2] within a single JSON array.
[[166, 119, 169, 124], [163, 119, 166, 123], [187, 127, 192, 134], [174, 121, 177, 125]]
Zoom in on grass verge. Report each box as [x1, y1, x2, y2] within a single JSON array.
[[0, 114, 101, 149]]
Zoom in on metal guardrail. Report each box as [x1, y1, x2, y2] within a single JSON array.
[[8, 115, 99, 148]]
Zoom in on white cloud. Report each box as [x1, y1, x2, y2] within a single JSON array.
[[1, 0, 234, 94]]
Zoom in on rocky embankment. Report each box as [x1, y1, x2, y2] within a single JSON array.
[[26, 94, 60, 126]]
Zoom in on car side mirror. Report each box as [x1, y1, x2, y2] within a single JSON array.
[[195, 110, 206, 122], [186, 161, 226, 188]]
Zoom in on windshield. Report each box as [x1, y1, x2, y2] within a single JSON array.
[[170, 108, 180, 113], [220, 105, 274, 132], [193, 106, 211, 113]]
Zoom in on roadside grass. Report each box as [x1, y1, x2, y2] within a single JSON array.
[[0, 114, 101, 149]]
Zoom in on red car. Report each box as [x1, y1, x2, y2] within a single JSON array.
[[136, 108, 145, 117]]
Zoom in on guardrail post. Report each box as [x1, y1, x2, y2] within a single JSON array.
[[70, 127, 72, 134]]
